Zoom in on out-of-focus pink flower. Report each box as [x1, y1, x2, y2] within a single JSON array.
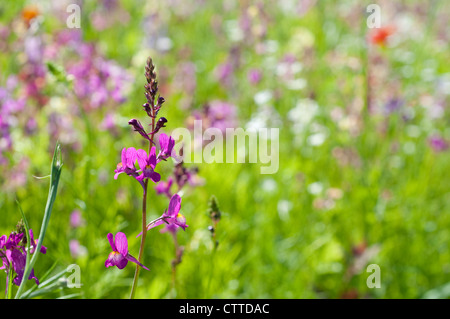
[[70, 210, 84, 228], [69, 239, 87, 259], [247, 68, 262, 85], [429, 135, 448, 152]]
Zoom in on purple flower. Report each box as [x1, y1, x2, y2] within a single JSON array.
[[136, 147, 161, 183], [155, 177, 173, 199], [5, 232, 23, 250], [142, 194, 188, 235], [429, 136, 449, 152], [105, 232, 149, 270], [190, 101, 237, 135], [157, 133, 175, 162], [69, 239, 87, 259], [216, 61, 233, 84], [7, 249, 39, 286], [70, 210, 84, 228], [0, 235, 6, 249], [247, 68, 262, 85], [0, 230, 43, 287], [174, 162, 204, 190], [29, 229, 47, 255], [384, 98, 403, 115], [114, 147, 139, 180]]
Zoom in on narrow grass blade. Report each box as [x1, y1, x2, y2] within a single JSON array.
[[15, 143, 63, 299]]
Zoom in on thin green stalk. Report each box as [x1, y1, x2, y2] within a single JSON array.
[[171, 231, 179, 298], [7, 269, 14, 299], [15, 143, 63, 299], [206, 221, 219, 298], [129, 180, 149, 299]]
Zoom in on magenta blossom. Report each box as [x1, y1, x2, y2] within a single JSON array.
[[4, 232, 23, 250], [105, 232, 149, 270], [247, 68, 262, 85], [155, 177, 173, 199], [136, 147, 161, 183], [138, 194, 187, 238], [114, 147, 140, 179], [29, 229, 47, 255], [429, 136, 448, 152], [70, 209, 84, 228], [157, 133, 175, 162], [0, 230, 43, 287], [7, 249, 39, 286]]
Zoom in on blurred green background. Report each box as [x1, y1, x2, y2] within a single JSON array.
[[0, 0, 449, 298]]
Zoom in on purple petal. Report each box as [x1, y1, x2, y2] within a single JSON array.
[[114, 232, 128, 256], [126, 253, 149, 271], [105, 251, 128, 269], [120, 148, 127, 166], [0, 235, 6, 249], [29, 269, 39, 285], [168, 194, 182, 217], [107, 233, 116, 251], [136, 149, 148, 170], [9, 249, 25, 274], [125, 147, 137, 169], [149, 146, 157, 168], [159, 133, 168, 149], [39, 245, 47, 254], [105, 254, 114, 268], [136, 218, 165, 237], [115, 256, 128, 269], [168, 136, 175, 154], [148, 219, 165, 230], [175, 214, 188, 231], [150, 171, 161, 183]]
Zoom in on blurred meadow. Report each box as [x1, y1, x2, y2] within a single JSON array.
[[0, 0, 449, 299]]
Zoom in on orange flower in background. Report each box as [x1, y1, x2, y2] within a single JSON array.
[[22, 5, 40, 26], [368, 25, 395, 46]]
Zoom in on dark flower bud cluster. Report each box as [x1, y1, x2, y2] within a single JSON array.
[[143, 57, 164, 118]]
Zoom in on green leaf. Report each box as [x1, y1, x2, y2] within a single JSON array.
[[15, 143, 63, 299]]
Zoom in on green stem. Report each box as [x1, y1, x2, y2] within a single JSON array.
[[206, 221, 219, 298], [171, 231, 179, 298], [130, 180, 148, 299], [7, 269, 14, 299]]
